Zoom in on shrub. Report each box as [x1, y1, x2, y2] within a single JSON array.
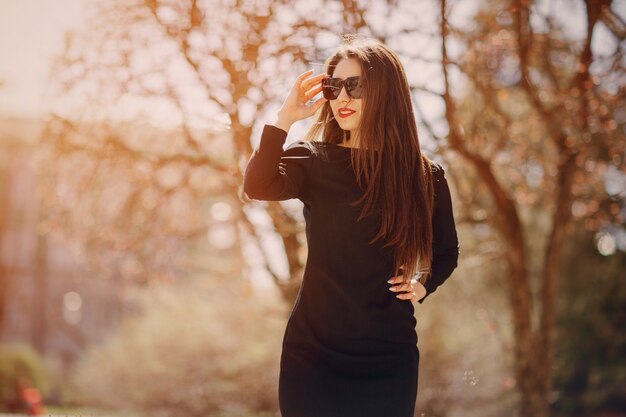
[[0, 343, 50, 412], [68, 281, 287, 417]]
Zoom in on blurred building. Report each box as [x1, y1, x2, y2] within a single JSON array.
[[0, 115, 125, 370], [0, 114, 245, 373]]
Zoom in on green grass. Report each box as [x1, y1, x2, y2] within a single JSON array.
[[37, 405, 143, 417]]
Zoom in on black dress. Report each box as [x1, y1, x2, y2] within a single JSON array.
[[243, 124, 460, 417]]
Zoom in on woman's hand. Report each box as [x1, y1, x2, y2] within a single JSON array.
[[275, 69, 328, 128], [388, 275, 427, 304]]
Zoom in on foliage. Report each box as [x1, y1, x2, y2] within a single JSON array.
[[0, 343, 50, 412], [67, 280, 286, 417], [35, 0, 625, 416], [553, 223, 626, 416]]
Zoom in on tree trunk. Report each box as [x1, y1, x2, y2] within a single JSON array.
[[0, 167, 10, 340], [31, 222, 49, 354]]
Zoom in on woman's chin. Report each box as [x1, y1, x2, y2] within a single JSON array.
[[336, 120, 357, 131]]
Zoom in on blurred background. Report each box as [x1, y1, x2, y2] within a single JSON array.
[[0, 1, 624, 416]]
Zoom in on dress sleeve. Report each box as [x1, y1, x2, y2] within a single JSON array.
[[417, 163, 460, 304], [243, 124, 314, 202]]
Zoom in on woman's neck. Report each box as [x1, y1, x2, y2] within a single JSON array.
[[342, 131, 359, 148]]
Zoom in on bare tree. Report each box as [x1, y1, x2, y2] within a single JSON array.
[[37, 0, 340, 304], [32, 2, 624, 415], [432, 0, 625, 415]]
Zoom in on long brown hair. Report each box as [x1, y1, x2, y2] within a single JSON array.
[[303, 35, 436, 287]]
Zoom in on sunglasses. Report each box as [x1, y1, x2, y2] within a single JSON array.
[[321, 75, 364, 100]]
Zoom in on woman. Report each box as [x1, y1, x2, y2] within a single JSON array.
[[243, 36, 460, 417]]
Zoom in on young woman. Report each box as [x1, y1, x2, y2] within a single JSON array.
[[243, 37, 460, 417]]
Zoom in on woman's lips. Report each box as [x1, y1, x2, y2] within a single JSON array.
[[338, 109, 356, 118]]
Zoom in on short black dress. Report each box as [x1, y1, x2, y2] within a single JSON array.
[[243, 124, 460, 417]]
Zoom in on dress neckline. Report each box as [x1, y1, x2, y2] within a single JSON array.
[[320, 142, 367, 150]]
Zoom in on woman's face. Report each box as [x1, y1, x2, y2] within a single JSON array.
[[329, 58, 363, 137]]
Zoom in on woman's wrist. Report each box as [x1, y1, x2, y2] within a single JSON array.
[[270, 112, 294, 133]]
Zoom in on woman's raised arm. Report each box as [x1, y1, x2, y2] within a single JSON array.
[[243, 69, 327, 202], [243, 124, 314, 202]]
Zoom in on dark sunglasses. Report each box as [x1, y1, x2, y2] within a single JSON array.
[[321, 75, 364, 100]]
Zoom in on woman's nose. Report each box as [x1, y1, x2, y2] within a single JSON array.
[[337, 84, 351, 101]]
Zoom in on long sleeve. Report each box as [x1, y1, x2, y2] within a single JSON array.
[[417, 163, 460, 304], [243, 124, 314, 202]]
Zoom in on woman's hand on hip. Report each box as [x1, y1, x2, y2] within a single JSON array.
[[276, 69, 328, 126], [387, 275, 426, 304]]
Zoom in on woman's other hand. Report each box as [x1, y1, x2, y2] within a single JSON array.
[[273, 69, 328, 131], [387, 275, 427, 304]]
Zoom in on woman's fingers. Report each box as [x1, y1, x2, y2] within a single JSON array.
[[301, 72, 327, 89], [310, 96, 327, 109], [388, 276, 425, 302], [302, 85, 324, 102], [395, 286, 420, 301], [389, 282, 412, 292], [292, 70, 314, 97], [297, 69, 314, 81], [395, 291, 417, 301], [280, 70, 327, 123]]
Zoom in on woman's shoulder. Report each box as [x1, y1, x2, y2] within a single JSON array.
[[423, 157, 446, 177], [285, 140, 344, 158], [282, 140, 320, 159], [423, 159, 451, 197]]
